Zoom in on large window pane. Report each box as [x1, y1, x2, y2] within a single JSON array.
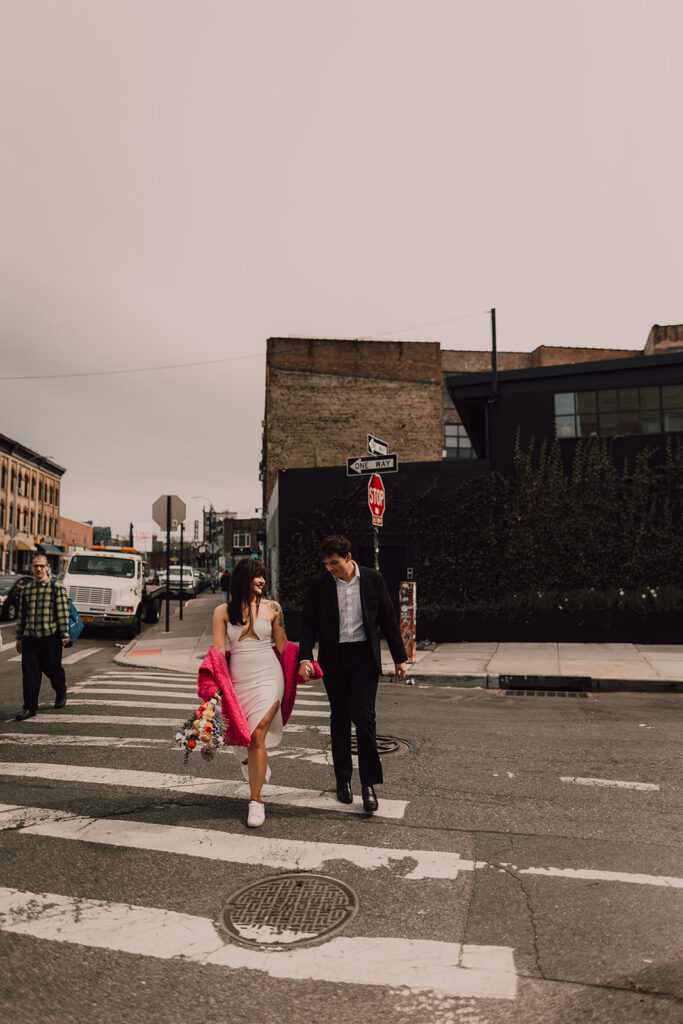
[[663, 410, 683, 432], [662, 384, 683, 409], [639, 386, 660, 410], [618, 411, 641, 433], [576, 391, 597, 415], [555, 415, 576, 438], [641, 412, 661, 434], [618, 388, 638, 411], [554, 393, 575, 415], [577, 415, 598, 437], [598, 389, 618, 412], [600, 412, 619, 435]]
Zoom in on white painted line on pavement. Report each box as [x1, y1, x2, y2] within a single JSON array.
[[90, 673, 196, 681], [0, 714, 330, 733], [0, 887, 517, 999], [65, 698, 331, 718], [7, 655, 21, 662], [0, 803, 468, 878], [69, 688, 198, 698], [0, 762, 407, 817], [500, 863, 683, 889], [61, 648, 103, 664], [0, 734, 171, 748], [74, 680, 200, 690], [561, 776, 660, 792]]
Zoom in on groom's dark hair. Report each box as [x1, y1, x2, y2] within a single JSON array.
[[319, 535, 351, 559]]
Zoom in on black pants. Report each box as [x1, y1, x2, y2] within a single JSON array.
[[322, 641, 382, 787], [21, 634, 66, 713]]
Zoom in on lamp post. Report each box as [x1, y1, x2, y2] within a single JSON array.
[[191, 496, 215, 570]]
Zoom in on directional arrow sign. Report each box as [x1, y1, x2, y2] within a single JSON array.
[[346, 454, 398, 476], [367, 433, 388, 456]]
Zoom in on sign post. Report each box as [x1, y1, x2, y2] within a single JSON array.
[[367, 473, 385, 570], [152, 494, 186, 632]]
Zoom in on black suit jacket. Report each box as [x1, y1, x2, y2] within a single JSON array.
[[299, 565, 407, 675]]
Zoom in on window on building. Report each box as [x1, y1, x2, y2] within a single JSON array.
[[9, 504, 14, 526], [443, 423, 475, 459], [0, 465, 5, 488], [37, 514, 41, 532], [554, 385, 683, 438], [0, 502, 4, 528], [233, 531, 251, 549], [11, 470, 16, 491], [31, 478, 36, 498], [30, 511, 34, 532]]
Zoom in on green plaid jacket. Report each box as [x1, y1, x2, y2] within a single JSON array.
[[16, 578, 70, 640]]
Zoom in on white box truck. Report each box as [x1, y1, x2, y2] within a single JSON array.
[[64, 546, 164, 638]]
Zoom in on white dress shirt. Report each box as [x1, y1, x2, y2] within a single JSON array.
[[336, 561, 367, 643]]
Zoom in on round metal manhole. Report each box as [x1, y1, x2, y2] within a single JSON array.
[[219, 872, 359, 950], [341, 734, 409, 755]]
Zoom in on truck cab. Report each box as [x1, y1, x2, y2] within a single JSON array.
[[64, 546, 159, 636]]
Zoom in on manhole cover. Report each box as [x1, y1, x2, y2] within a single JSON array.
[[340, 734, 408, 755], [219, 872, 359, 950]]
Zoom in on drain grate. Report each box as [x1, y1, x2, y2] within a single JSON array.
[[220, 873, 359, 950], [505, 690, 589, 698]]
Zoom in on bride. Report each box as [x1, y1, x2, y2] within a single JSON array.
[[211, 558, 288, 828]]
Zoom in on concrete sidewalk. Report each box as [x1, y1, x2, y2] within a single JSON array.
[[114, 594, 683, 693]]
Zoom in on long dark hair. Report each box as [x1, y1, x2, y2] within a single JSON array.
[[228, 558, 266, 625]]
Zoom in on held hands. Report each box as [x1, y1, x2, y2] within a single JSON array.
[[61, 638, 70, 647], [298, 660, 313, 681]]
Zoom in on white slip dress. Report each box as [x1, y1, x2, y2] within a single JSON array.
[[226, 613, 285, 748]]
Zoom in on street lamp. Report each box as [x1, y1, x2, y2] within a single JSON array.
[[191, 496, 215, 569]]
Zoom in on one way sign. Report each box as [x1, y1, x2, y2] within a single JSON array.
[[346, 454, 398, 476], [367, 434, 388, 456]]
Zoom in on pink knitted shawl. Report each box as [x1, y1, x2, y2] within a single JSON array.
[[196, 641, 322, 747]]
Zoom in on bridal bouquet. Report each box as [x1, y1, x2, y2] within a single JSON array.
[[176, 690, 225, 765]]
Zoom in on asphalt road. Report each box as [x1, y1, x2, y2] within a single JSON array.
[[0, 596, 681, 1024]]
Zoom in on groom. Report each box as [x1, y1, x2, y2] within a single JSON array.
[[298, 534, 407, 813]]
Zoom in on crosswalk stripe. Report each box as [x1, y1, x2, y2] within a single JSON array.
[[0, 803, 467, 878], [0, 734, 172, 748], [62, 648, 103, 664], [2, 803, 679, 890], [69, 688, 198, 698], [65, 699, 330, 717], [74, 680, 201, 690], [0, 762, 407, 818], [0, 886, 517, 999], [0, 715, 330, 733], [89, 673, 196, 681]]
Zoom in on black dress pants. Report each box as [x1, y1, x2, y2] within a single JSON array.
[[21, 634, 66, 713], [322, 640, 383, 787]]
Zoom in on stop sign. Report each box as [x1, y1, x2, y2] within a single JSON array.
[[152, 494, 186, 532], [368, 473, 385, 525]]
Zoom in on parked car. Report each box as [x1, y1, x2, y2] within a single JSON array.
[[166, 565, 198, 597], [0, 573, 32, 621]]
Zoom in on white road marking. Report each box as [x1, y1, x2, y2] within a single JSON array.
[[0, 762, 407, 818], [0, 803, 467, 878], [0, 715, 330, 734], [0, 886, 517, 999], [561, 776, 660, 792], [73, 680, 202, 691], [89, 673, 196, 681], [61, 648, 103, 664], [0, 734, 172, 748], [499, 863, 683, 889], [7, 655, 21, 662], [63, 698, 330, 718], [69, 688, 198, 698]]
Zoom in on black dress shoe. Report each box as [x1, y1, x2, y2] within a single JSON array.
[[54, 693, 67, 708], [336, 782, 353, 804], [15, 709, 36, 721], [362, 785, 378, 813]]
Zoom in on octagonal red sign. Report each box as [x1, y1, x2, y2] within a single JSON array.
[[368, 473, 385, 525]]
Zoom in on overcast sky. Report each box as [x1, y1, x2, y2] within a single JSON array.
[[1, 0, 681, 537]]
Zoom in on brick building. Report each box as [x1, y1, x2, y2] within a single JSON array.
[[0, 433, 65, 572], [59, 516, 94, 553], [261, 336, 638, 505]]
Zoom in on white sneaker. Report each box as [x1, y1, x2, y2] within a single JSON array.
[[247, 800, 265, 827], [240, 759, 271, 783]]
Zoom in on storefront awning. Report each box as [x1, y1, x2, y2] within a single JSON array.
[[15, 539, 36, 551], [37, 543, 65, 555]]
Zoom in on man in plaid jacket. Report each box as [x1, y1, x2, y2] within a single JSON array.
[[14, 554, 70, 720]]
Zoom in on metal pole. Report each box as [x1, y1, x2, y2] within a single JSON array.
[[491, 307, 498, 394], [179, 523, 184, 621], [373, 525, 380, 571], [165, 495, 171, 632]]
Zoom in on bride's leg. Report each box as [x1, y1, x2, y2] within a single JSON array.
[[247, 700, 280, 802]]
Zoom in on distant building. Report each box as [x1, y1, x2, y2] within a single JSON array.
[[92, 526, 112, 546], [221, 512, 264, 568], [0, 433, 65, 572], [59, 517, 94, 553]]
